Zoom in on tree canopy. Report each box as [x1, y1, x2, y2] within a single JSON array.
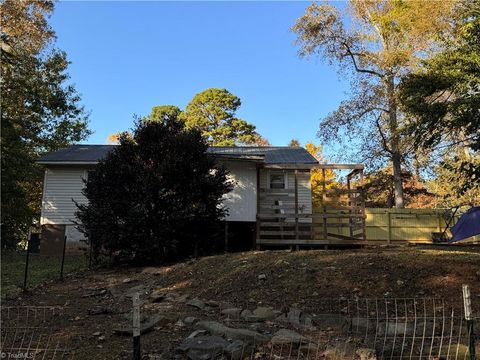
[[399, 1, 480, 196], [76, 117, 232, 264], [1, 0, 90, 248], [148, 88, 259, 146], [292, 0, 455, 208]]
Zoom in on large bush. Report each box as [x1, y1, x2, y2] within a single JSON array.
[[76, 117, 232, 264]]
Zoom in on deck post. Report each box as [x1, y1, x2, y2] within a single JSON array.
[[224, 221, 229, 253], [322, 168, 328, 243], [294, 170, 299, 243]]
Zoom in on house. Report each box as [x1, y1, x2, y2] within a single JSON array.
[[36, 145, 320, 254]]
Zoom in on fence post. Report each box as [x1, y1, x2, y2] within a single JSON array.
[[462, 284, 476, 360], [60, 235, 67, 280], [387, 212, 392, 245], [23, 232, 31, 290], [133, 293, 141, 360]]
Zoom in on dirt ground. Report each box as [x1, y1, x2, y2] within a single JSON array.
[[2, 245, 480, 359]]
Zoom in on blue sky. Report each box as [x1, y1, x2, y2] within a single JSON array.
[[51, 1, 349, 158]]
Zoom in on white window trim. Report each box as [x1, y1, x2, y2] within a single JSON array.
[[268, 170, 288, 189]]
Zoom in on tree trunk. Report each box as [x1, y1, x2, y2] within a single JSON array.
[[386, 75, 405, 208]]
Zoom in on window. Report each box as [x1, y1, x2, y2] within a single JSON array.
[[269, 171, 287, 189]]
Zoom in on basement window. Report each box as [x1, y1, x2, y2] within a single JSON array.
[[269, 171, 287, 189]]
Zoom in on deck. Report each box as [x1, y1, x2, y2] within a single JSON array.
[[256, 164, 366, 247]]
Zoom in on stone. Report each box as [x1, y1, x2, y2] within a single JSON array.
[[176, 336, 229, 360], [240, 309, 252, 319], [258, 274, 266, 280], [122, 278, 132, 284], [224, 340, 248, 360], [187, 330, 207, 339], [270, 329, 308, 345], [175, 320, 186, 328], [205, 300, 219, 307], [149, 290, 166, 303], [125, 285, 147, 298], [322, 343, 356, 360], [187, 298, 205, 310], [184, 316, 197, 325], [396, 280, 405, 286], [141, 267, 163, 275], [314, 314, 347, 331], [92, 331, 101, 336], [251, 307, 276, 321], [356, 348, 377, 360], [276, 308, 315, 330], [197, 321, 270, 344], [98, 336, 105, 341], [299, 343, 318, 354], [378, 321, 414, 336], [221, 308, 242, 318]]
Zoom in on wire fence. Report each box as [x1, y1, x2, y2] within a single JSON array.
[[1, 293, 477, 359], [0, 306, 76, 359]]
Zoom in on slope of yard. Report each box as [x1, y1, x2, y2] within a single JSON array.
[[2, 246, 479, 359]]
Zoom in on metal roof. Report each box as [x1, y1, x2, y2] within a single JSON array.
[[37, 145, 318, 166]]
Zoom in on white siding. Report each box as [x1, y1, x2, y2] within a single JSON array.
[[221, 161, 257, 222], [259, 169, 312, 214], [41, 167, 88, 225]]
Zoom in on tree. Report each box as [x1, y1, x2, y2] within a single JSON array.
[[292, 1, 455, 208], [148, 105, 182, 123], [363, 168, 434, 208], [399, 1, 480, 195], [180, 88, 257, 146], [426, 150, 480, 208], [1, 0, 90, 248], [76, 117, 232, 264], [288, 139, 301, 147], [305, 142, 337, 209]]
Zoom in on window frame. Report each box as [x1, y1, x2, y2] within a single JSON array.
[[268, 170, 288, 190]]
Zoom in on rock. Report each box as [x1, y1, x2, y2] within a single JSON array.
[[276, 308, 315, 330], [122, 278, 132, 283], [299, 343, 318, 354], [251, 307, 276, 321], [396, 280, 405, 286], [176, 336, 229, 360], [113, 314, 164, 336], [270, 329, 308, 345], [205, 300, 219, 307], [221, 308, 242, 318], [224, 340, 248, 360], [322, 343, 356, 360], [378, 321, 414, 336], [258, 274, 266, 280], [175, 320, 186, 328], [98, 336, 105, 341], [314, 314, 347, 331], [356, 348, 377, 360], [141, 267, 163, 275], [88, 307, 114, 316], [74, 316, 81, 321], [187, 330, 207, 339], [149, 290, 166, 303], [187, 298, 205, 310], [125, 285, 147, 298], [197, 321, 270, 344], [184, 316, 197, 325], [240, 309, 252, 319], [92, 331, 101, 336]]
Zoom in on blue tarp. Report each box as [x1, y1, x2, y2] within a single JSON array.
[[449, 206, 480, 242]]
